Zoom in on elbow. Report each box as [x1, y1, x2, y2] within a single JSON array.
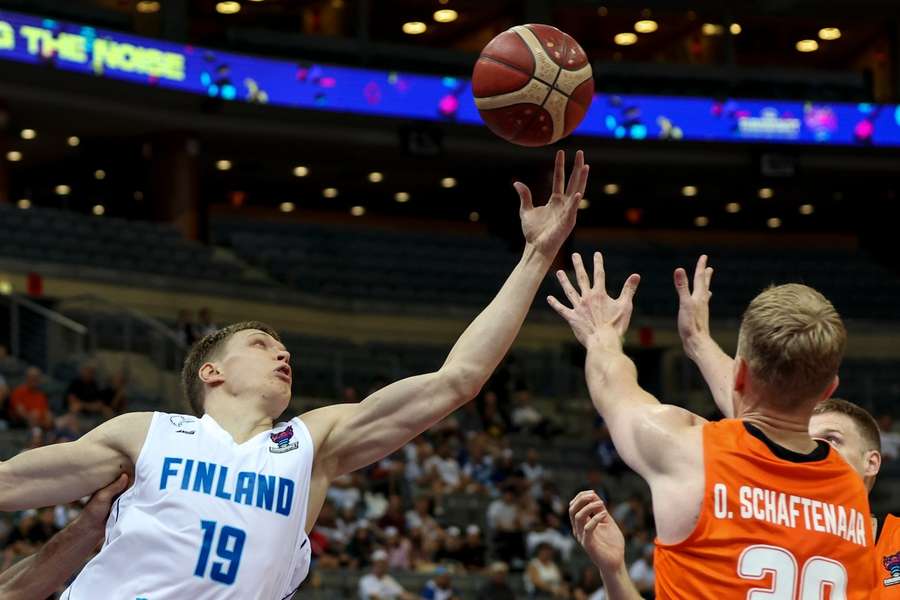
[[438, 365, 484, 403]]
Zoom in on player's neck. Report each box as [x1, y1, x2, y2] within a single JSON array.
[[739, 412, 817, 454], [203, 400, 274, 444]]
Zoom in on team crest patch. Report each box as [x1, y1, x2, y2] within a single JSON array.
[[269, 426, 299, 453], [884, 552, 900, 587]]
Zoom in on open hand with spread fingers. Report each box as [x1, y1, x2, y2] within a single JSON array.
[[674, 254, 715, 355], [569, 490, 626, 574], [515, 149, 589, 259], [547, 252, 641, 349]]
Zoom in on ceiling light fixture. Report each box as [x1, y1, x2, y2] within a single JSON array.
[[402, 21, 427, 35], [614, 32, 638, 46], [433, 9, 458, 23], [634, 20, 658, 33]]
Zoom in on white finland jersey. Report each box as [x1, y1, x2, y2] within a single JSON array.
[[62, 412, 314, 600]]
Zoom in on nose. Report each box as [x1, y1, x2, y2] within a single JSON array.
[[276, 349, 291, 364]]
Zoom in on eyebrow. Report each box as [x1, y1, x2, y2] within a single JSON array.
[[816, 428, 844, 437], [246, 332, 287, 353]]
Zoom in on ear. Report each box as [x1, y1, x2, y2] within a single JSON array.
[[864, 449, 882, 480], [820, 375, 840, 401], [733, 357, 748, 393], [199, 361, 225, 387]]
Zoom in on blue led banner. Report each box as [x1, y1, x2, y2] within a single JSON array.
[[1, 9, 900, 147]]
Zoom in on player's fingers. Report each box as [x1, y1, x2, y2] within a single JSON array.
[[569, 490, 600, 513], [577, 164, 590, 198], [572, 253, 591, 293], [619, 273, 641, 303], [514, 182, 533, 212], [705, 266, 714, 289], [591, 252, 606, 293], [556, 270, 581, 306], [583, 512, 607, 536], [95, 473, 129, 503], [674, 267, 691, 301], [553, 149, 565, 196], [574, 500, 607, 526], [547, 295, 573, 320], [565, 150, 585, 197], [693, 255, 708, 292]]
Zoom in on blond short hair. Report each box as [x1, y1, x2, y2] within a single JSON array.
[[737, 284, 846, 404]]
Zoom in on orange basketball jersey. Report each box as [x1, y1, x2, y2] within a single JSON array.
[[655, 419, 876, 599], [875, 514, 900, 598]]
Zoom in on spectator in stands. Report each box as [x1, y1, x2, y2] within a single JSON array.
[[461, 524, 487, 571], [455, 399, 484, 436], [346, 520, 378, 569], [0, 344, 20, 373], [336, 503, 364, 548], [628, 545, 654, 596], [490, 448, 524, 491], [405, 440, 434, 491], [378, 495, 408, 534], [585, 469, 611, 504], [511, 389, 560, 439], [98, 371, 128, 415], [460, 434, 494, 494], [196, 307, 217, 338], [592, 418, 625, 475], [521, 448, 547, 498], [537, 482, 565, 522], [877, 413, 900, 461], [9, 367, 51, 429], [358, 549, 415, 600], [66, 362, 112, 419], [405, 496, 443, 559], [524, 543, 570, 598], [329, 473, 364, 509], [383, 526, 413, 570], [477, 561, 516, 600], [487, 484, 526, 566], [479, 391, 508, 439], [435, 526, 467, 568], [527, 513, 574, 561], [174, 309, 198, 346], [424, 442, 463, 493], [420, 565, 459, 600], [572, 565, 604, 600], [611, 496, 646, 538]]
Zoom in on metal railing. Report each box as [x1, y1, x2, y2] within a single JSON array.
[[0, 292, 87, 373], [54, 294, 188, 409]]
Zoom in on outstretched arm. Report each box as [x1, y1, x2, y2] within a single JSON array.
[[0, 475, 128, 599], [675, 255, 735, 418], [569, 490, 642, 600], [549, 253, 704, 479], [0, 412, 150, 510], [306, 151, 590, 479]]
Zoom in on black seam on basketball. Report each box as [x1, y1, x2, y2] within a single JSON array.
[[476, 54, 534, 81]]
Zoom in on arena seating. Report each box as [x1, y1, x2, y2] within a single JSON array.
[[214, 218, 900, 320]]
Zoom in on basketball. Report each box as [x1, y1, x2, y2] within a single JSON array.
[[472, 24, 594, 147]]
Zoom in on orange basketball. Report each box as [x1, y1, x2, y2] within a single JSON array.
[[472, 24, 594, 147]]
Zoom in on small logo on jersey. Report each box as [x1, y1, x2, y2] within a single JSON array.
[[269, 426, 299, 453], [170, 415, 197, 434], [883, 552, 900, 587]]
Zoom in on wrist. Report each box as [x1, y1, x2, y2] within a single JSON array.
[[683, 332, 714, 359], [523, 241, 559, 266], [586, 329, 623, 354]]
